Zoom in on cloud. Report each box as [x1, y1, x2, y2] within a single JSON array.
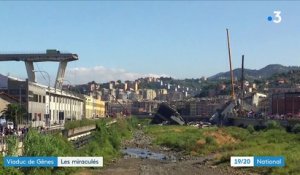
[[65, 66, 168, 84]]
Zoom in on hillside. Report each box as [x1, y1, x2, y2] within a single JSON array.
[[209, 64, 300, 80]]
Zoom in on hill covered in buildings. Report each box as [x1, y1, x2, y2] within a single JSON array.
[[209, 64, 300, 81], [267, 69, 300, 88], [67, 64, 300, 101]]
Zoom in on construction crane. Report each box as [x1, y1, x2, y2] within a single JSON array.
[[210, 29, 238, 125], [226, 28, 236, 100], [210, 30, 255, 125]]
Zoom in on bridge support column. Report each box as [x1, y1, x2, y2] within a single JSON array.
[[55, 61, 68, 90], [25, 61, 35, 82]]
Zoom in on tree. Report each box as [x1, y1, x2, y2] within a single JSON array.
[[1, 104, 27, 126]]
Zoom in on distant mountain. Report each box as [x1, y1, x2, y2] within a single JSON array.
[[209, 64, 300, 80]]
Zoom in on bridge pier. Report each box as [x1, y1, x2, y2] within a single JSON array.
[[25, 61, 35, 82], [55, 61, 68, 90]]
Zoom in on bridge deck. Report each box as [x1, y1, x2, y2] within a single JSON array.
[[0, 53, 78, 62]]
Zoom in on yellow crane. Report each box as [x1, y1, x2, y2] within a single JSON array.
[[226, 28, 236, 100]]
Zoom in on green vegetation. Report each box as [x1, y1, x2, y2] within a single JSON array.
[[145, 125, 219, 154], [64, 118, 97, 130], [79, 118, 134, 165], [220, 127, 300, 175], [266, 120, 283, 130], [0, 129, 75, 175], [127, 115, 152, 129], [144, 124, 300, 175], [0, 136, 23, 175], [23, 129, 75, 175], [291, 124, 300, 134], [1, 103, 27, 125], [6, 135, 19, 156], [0, 155, 23, 175], [24, 129, 73, 157], [0, 117, 136, 175], [246, 125, 255, 134]]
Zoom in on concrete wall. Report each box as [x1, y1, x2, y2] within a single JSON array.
[[63, 125, 96, 137]]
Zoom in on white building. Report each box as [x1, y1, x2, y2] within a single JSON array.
[[0, 74, 84, 128], [26, 81, 84, 127]]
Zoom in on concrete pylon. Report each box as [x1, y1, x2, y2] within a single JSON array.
[[25, 61, 35, 82], [55, 61, 68, 90]]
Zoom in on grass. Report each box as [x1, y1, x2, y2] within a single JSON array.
[[221, 127, 300, 175], [78, 117, 135, 166], [145, 125, 219, 154], [144, 124, 300, 175]]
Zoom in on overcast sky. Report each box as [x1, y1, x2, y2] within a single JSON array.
[[0, 1, 299, 84]]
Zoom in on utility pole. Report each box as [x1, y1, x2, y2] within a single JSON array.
[[26, 79, 29, 125], [241, 55, 245, 108], [19, 85, 22, 126]]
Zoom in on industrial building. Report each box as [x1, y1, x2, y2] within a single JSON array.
[[271, 89, 300, 116], [0, 74, 84, 127]]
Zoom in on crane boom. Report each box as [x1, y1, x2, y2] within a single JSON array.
[[226, 29, 235, 100]]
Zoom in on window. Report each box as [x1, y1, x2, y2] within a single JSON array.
[[9, 89, 19, 95], [33, 94, 38, 102], [38, 113, 41, 121], [38, 95, 41, 103], [43, 96, 46, 103], [28, 113, 32, 121]]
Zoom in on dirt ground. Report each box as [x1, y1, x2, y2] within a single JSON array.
[[76, 130, 256, 175], [77, 157, 247, 175]]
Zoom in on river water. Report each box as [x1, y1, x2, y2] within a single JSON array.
[[122, 147, 175, 161]]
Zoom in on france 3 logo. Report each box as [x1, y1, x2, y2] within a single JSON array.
[[267, 11, 282, 24]]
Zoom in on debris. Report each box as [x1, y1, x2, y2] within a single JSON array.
[[188, 121, 212, 128], [151, 102, 185, 125]]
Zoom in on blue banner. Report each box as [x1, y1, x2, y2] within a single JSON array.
[[4, 156, 103, 167], [254, 156, 285, 167], [4, 157, 57, 167]]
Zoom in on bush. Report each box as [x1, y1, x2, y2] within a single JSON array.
[[23, 129, 75, 175], [24, 129, 73, 156], [64, 119, 96, 130], [266, 120, 282, 130], [6, 135, 18, 156], [292, 124, 300, 134], [247, 125, 255, 134]]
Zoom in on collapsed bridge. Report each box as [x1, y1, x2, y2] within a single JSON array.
[[0, 49, 78, 89]]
